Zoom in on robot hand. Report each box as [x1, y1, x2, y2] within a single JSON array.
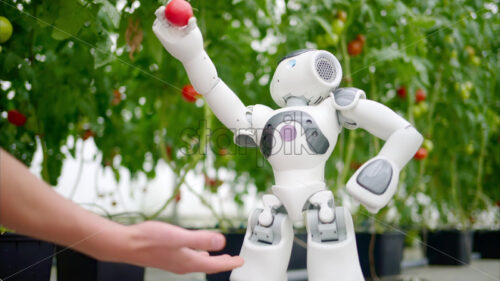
[[152, 6, 204, 63], [346, 156, 400, 214]]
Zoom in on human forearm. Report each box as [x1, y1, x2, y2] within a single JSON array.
[[0, 149, 130, 261], [0, 149, 243, 272]]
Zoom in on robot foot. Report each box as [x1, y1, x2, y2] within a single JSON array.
[[230, 195, 294, 281], [306, 191, 365, 281]]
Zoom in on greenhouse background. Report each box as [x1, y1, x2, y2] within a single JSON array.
[[0, 0, 499, 280]]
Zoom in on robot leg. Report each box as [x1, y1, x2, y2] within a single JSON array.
[[230, 194, 294, 281], [305, 190, 364, 281]]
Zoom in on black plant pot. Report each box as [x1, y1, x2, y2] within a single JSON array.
[[356, 232, 405, 277], [206, 233, 245, 281], [425, 230, 472, 265], [474, 230, 500, 259], [56, 247, 144, 281], [0, 233, 54, 281]]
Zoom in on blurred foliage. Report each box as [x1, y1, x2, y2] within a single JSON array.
[[0, 0, 498, 227]]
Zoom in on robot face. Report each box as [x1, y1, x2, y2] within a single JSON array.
[[270, 49, 342, 107]]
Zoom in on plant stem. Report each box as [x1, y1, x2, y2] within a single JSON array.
[[450, 155, 466, 228], [471, 124, 487, 211]]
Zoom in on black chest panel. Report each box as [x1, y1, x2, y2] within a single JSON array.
[[260, 110, 330, 158]]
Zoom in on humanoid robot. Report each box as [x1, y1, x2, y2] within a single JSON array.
[[153, 6, 423, 281]]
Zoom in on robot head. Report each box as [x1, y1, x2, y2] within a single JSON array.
[[270, 49, 342, 107]]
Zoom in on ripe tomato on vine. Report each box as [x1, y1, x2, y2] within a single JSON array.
[[7, 110, 27, 127], [348, 39, 363, 56], [182, 85, 201, 102], [414, 147, 428, 160], [415, 88, 426, 103], [397, 86, 407, 98]]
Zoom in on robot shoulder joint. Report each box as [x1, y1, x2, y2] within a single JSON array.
[[330, 87, 366, 110], [331, 87, 366, 130]]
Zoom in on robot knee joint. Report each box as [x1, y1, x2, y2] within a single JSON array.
[[248, 195, 287, 245], [306, 191, 348, 243]]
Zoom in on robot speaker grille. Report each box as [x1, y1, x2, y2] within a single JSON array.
[[315, 55, 336, 82]]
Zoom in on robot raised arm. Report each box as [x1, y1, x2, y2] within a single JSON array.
[[332, 88, 423, 213], [152, 7, 255, 146]]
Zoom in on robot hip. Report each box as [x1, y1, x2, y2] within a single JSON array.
[[271, 182, 326, 222]]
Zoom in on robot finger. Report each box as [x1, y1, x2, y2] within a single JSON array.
[[154, 6, 166, 21], [186, 17, 198, 32]]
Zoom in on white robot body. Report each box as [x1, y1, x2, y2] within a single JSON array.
[[153, 8, 423, 280]]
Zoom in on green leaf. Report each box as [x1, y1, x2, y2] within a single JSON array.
[[368, 46, 406, 62], [93, 37, 114, 68], [96, 0, 121, 29], [314, 17, 336, 39], [51, 1, 88, 40], [411, 57, 430, 85], [3, 52, 21, 72]]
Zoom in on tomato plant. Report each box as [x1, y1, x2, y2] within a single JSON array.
[[0, 0, 498, 229]]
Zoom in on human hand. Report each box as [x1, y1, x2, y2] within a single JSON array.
[[152, 6, 204, 63], [121, 221, 244, 274]]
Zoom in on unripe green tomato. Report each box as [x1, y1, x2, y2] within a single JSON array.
[[471, 56, 480, 66], [331, 19, 345, 35], [465, 143, 474, 155], [413, 105, 423, 118], [463, 81, 473, 91], [423, 139, 434, 152], [465, 45, 475, 56], [325, 33, 339, 46], [494, 115, 500, 127], [445, 35, 454, 44], [0, 16, 13, 44], [450, 50, 458, 59], [460, 87, 470, 100], [419, 102, 429, 113]]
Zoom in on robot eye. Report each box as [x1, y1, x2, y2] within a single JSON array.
[[287, 59, 297, 68]]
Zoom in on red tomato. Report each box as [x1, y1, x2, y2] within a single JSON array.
[[166, 145, 173, 159], [165, 0, 193, 27], [112, 89, 121, 106], [347, 40, 363, 56], [82, 129, 95, 141], [350, 161, 362, 170], [7, 110, 27, 127], [219, 148, 228, 156], [356, 34, 366, 45], [396, 86, 407, 98], [414, 147, 428, 160], [204, 173, 221, 188], [181, 85, 201, 102], [415, 88, 426, 103]]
